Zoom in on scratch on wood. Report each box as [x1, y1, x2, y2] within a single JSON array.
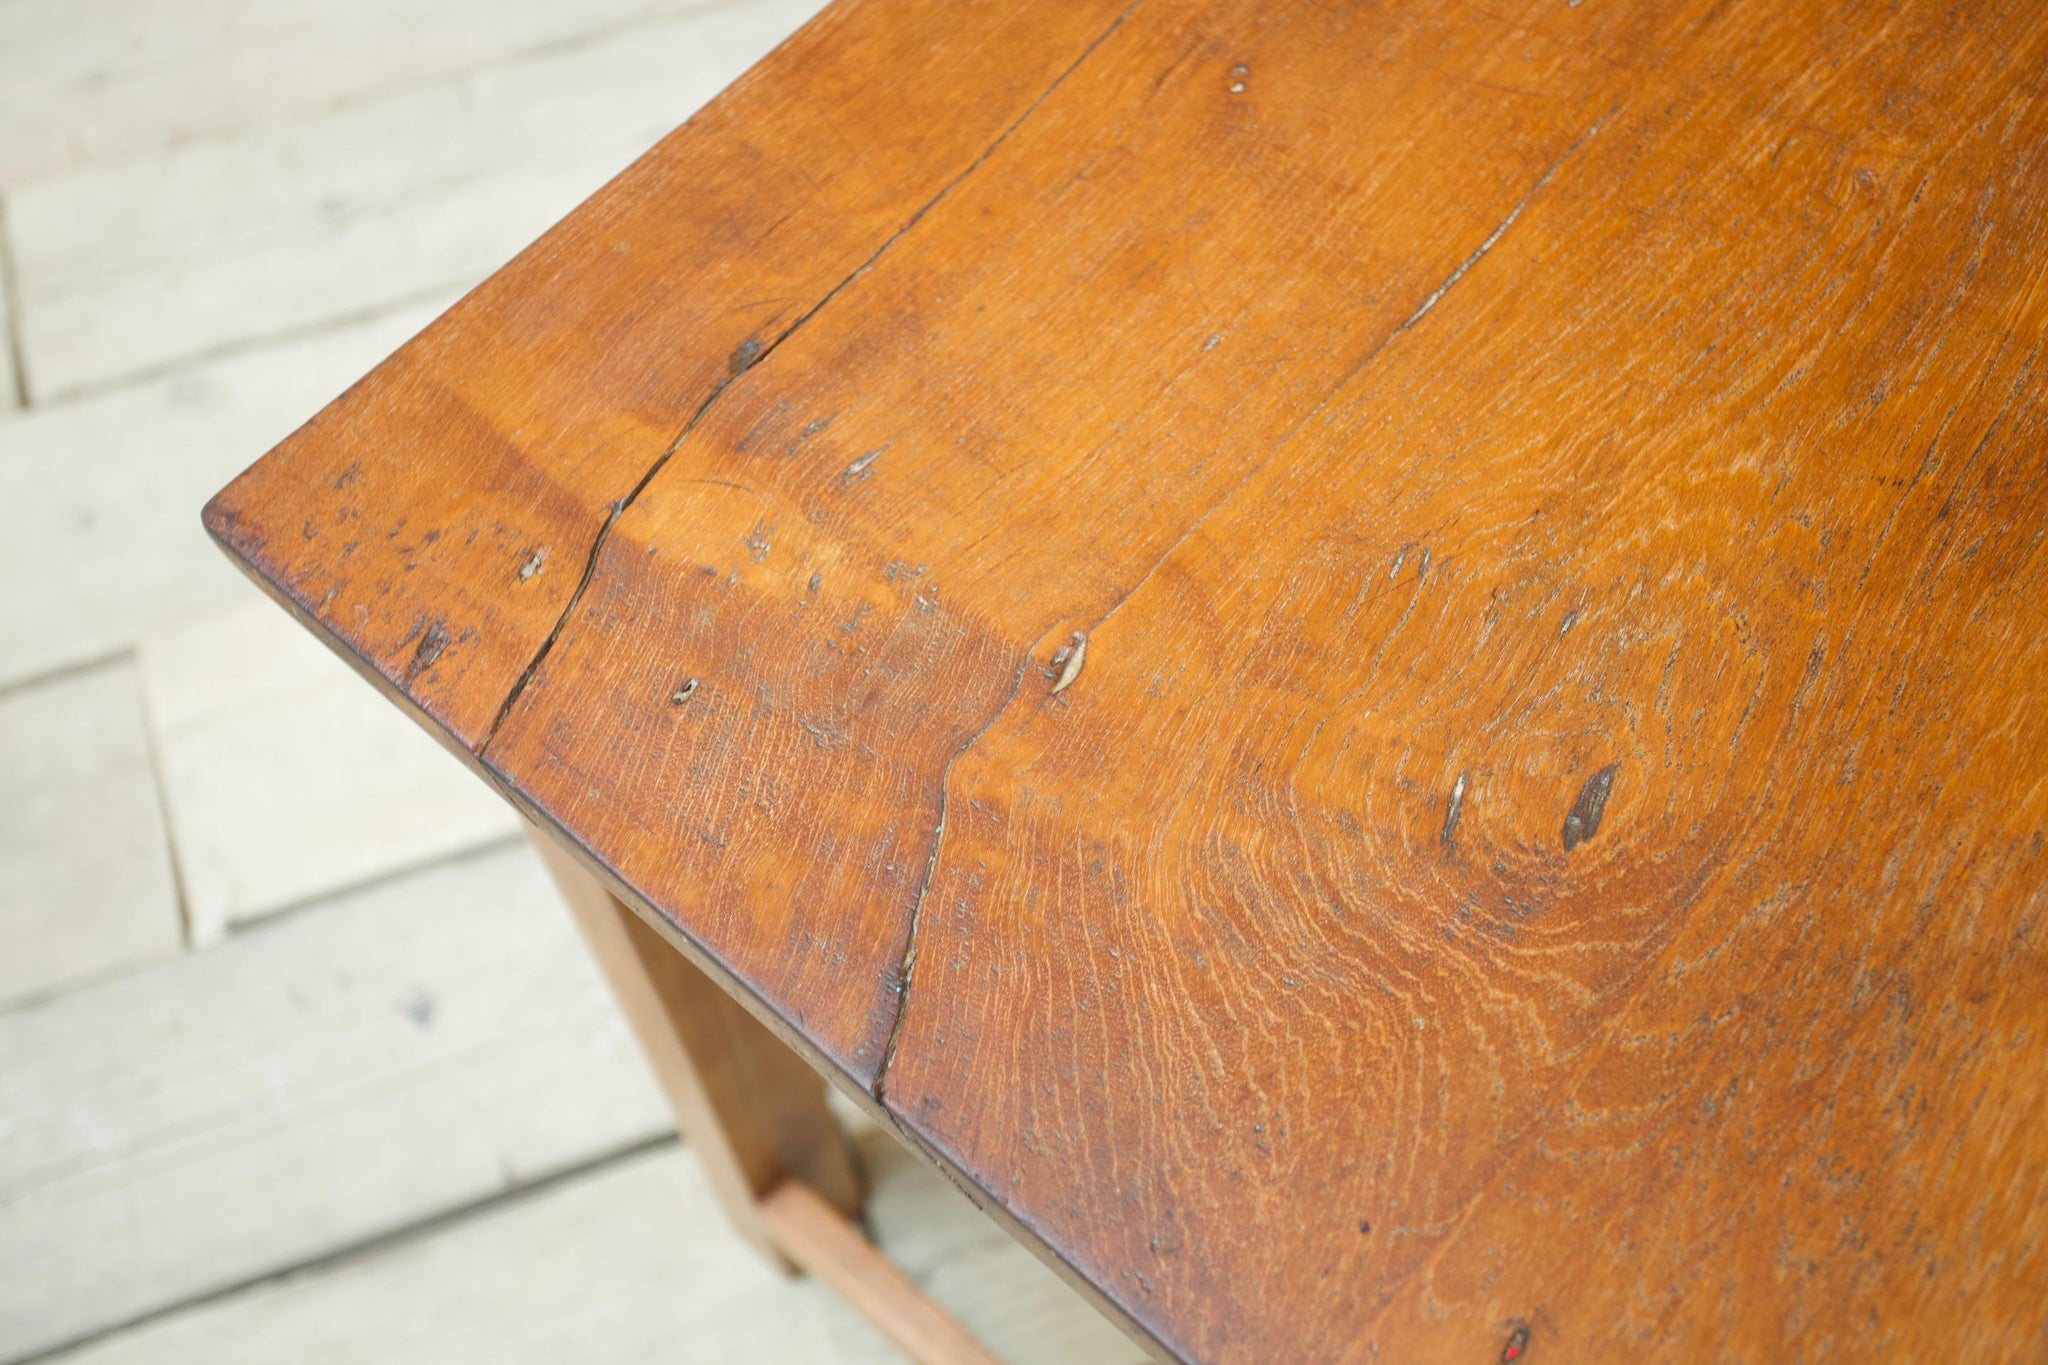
[[1400, 107, 1613, 333], [518, 548, 547, 580], [843, 445, 888, 483], [407, 618, 450, 679], [671, 678, 699, 705], [783, 414, 835, 456], [1052, 630, 1089, 693], [1562, 763, 1618, 851], [1442, 771, 1469, 845]]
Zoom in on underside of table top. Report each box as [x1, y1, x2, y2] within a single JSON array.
[[206, 0, 2048, 1358]]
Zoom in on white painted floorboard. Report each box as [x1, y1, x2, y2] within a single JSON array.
[[39, 1147, 893, 1365], [0, 300, 443, 693], [0, 262, 19, 411], [0, 844, 672, 1364], [7, 0, 824, 400], [41, 1137, 1146, 1365], [0, 0, 765, 186], [0, 661, 181, 1010], [140, 601, 520, 940]]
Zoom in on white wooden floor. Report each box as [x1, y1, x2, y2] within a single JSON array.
[[0, 4, 1144, 1361]]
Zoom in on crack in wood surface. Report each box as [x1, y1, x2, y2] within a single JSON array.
[[871, 643, 1045, 1103], [869, 112, 1601, 1107], [474, 0, 1146, 760]]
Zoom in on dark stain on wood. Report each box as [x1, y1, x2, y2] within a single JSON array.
[[1560, 764, 1616, 852], [406, 617, 450, 680]]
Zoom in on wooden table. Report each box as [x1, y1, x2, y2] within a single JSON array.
[[204, 0, 2048, 1358]]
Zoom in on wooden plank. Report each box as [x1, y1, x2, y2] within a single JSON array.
[[0, 844, 670, 1362], [528, 823, 861, 1266], [5, 0, 826, 402], [40, 1138, 1145, 1365], [34, 1151, 897, 1365], [0, 300, 445, 692], [140, 602, 520, 941], [202, 0, 2048, 1359], [761, 1179, 1003, 1365], [0, 0, 774, 186], [0, 660, 180, 1009]]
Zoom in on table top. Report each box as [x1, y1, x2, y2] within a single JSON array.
[[205, 0, 2048, 1358]]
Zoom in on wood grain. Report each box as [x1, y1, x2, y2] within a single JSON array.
[[207, 0, 2048, 1358]]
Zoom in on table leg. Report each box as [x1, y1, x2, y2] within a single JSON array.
[[524, 823, 1003, 1365], [525, 821, 861, 1263]]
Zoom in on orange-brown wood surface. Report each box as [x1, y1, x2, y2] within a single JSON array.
[[206, 0, 2048, 1358]]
